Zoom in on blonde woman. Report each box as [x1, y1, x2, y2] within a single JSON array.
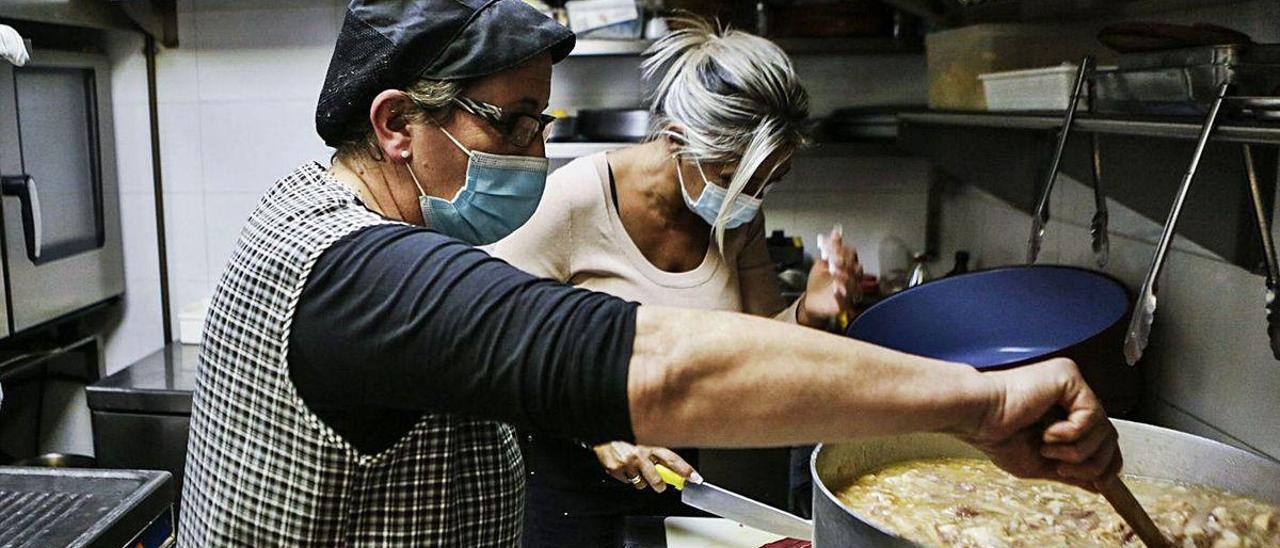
[[487, 18, 861, 546]]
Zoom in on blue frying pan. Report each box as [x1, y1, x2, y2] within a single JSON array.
[[848, 265, 1131, 371]]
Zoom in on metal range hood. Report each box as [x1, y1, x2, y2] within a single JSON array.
[[0, 0, 178, 46]]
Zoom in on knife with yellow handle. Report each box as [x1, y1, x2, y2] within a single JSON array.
[[655, 464, 814, 540]]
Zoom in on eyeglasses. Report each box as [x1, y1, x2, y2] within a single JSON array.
[[450, 96, 556, 148]]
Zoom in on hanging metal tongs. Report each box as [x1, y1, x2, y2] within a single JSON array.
[[1123, 82, 1232, 365], [1090, 132, 1110, 268], [1241, 143, 1280, 359], [1028, 57, 1094, 264]]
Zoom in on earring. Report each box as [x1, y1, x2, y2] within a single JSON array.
[[400, 149, 411, 161]]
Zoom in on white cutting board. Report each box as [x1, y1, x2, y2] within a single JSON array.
[[664, 517, 786, 547]]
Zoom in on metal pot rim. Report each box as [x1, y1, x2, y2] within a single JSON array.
[[810, 419, 1280, 545]]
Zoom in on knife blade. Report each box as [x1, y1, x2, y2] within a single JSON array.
[[656, 464, 813, 541]]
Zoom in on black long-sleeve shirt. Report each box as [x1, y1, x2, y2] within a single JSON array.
[[288, 224, 638, 454]]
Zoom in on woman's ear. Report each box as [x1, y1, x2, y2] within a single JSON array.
[[369, 89, 415, 163], [663, 126, 686, 155]]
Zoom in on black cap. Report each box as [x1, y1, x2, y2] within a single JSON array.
[[316, 0, 576, 147]]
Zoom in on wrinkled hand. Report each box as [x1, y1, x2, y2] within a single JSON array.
[[799, 225, 863, 328], [593, 441, 698, 493], [962, 358, 1121, 491]]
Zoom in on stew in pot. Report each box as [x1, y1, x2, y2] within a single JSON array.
[[836, 458, 1279, 547]]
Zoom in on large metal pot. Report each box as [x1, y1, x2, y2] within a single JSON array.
[[810, 420, 1280, 546]]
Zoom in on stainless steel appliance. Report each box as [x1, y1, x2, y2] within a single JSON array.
[[86, 345, 197, 509], [0, 467, 174, 547], [0, 48, 124, 338]]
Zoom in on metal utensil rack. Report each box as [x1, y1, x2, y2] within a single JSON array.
[[900, 75, 1280, 364]]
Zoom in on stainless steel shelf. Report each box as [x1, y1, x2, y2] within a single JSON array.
[[899, 112, 1280, 145], [546, 141, 905, 159], [897, 109, 1280, 271], [546, 142, 628, 158], [802, 141, 909, 156], [569, 37, 922, 57], [773, 37, 923, 55], [570, 40, 654, 57], [906, 0, 1255, 25]]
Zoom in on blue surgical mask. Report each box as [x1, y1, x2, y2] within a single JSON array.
[[676, 158, 763, 229], [408, 127, 549, 245]]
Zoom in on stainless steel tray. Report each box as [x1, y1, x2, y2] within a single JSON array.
[[1231, 96, 1280, 120], [1116, 43, 1280, 70], [1094, 44, 1280, 115]]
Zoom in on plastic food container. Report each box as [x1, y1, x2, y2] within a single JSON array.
[[925, 24, 1103, 110], [979, 63, 1086, 111], [178, 298, 209, 345]]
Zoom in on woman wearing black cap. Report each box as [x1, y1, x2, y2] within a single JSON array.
[[180, 1, 1122, 546]]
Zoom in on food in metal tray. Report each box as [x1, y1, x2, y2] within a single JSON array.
[[836, 458, 1279, 547]]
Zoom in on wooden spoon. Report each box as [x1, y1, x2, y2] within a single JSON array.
[[1095, 474, 1172, 548]]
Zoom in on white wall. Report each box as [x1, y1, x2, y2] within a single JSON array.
[[104, 31, 166, 375], [154, 0, 343, 333]]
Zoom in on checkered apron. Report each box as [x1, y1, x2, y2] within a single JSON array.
[[179, 162, 523, 546]]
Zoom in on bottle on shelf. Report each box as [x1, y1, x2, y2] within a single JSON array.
[[877, 235, 912, 295], [944, 251, 970, 278], [907, 253, 931, 288]]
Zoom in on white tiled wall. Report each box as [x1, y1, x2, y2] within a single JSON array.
[[153, 0, 342, 333], [104, 31, 164, 375], [106, 0, 354, 380]]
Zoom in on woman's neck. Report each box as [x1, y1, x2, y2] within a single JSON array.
[[329, 155, 420, 223], [614, 139, 691, 220]]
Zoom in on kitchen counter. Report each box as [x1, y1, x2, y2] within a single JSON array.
[[86, 344, 197, 415], [624, 516, 792, 547], [86, 344, 197, 507]]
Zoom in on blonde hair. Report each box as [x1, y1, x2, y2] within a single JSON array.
[[643, 16, 810, 248]]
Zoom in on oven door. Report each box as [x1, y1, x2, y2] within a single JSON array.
[[0, 50, 124, 334]]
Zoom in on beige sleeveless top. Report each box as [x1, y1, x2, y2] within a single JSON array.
[[487, 152, 792, 317]]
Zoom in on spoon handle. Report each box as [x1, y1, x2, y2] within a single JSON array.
[[1095, 474, 1171, 548]]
